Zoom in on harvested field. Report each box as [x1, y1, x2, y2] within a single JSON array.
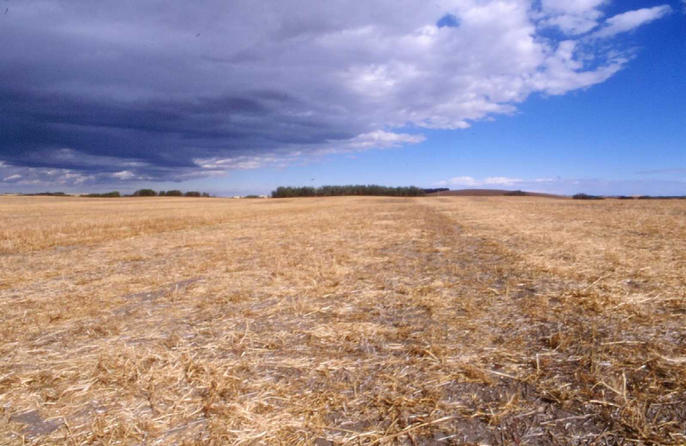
[[1, 195, 684, 445]]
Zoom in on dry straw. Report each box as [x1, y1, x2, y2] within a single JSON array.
[[1, 195, 684, 444]]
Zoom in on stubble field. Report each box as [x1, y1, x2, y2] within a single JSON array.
[[0, 195, 684, 445]]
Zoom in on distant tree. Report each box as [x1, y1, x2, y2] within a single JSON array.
[[271, 185, 426, 198], [83, 191, 120, 198], [422, 188, 450, 194], [165, 190, 183, 196], [184, 191, 201, 197], [24, 192, 68, 196], [133, 189, 157, 196], [573, 193, 603, 200]]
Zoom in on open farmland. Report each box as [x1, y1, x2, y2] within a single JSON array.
[[1, 196, 684, 445]]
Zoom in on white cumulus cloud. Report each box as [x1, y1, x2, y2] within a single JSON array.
[[539, 0, 607, 34], [437, 176, 523, 187], [343, 131, 426, 150], [593, 5, 672, 38], [112, 170, 136, 180]]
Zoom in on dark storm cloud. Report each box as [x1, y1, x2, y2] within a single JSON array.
[[1, 84, 355, 176], [0, 0, 373, 183], [0, 0, 669, 186]]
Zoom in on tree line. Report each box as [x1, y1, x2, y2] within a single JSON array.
[[82, 189, 211, 197], [271, 185, 426, 198]]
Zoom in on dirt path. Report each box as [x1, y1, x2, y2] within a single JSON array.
[[420, 198, 686, 445]]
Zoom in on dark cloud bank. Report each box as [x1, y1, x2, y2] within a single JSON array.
[[0, 1, 671, 188]]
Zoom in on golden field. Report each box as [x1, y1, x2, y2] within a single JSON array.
[[0, 195, 684, 445]]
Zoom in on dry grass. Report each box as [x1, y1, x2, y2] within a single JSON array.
[[0, 195, 684, 445]]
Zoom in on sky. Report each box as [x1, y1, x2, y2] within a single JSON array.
[[0, 0, 684, 196]]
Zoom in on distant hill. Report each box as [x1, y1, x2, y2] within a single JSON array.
[[427, 188, 565, 198]]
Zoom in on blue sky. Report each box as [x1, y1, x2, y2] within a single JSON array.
[[1, 0, 684, 195]]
